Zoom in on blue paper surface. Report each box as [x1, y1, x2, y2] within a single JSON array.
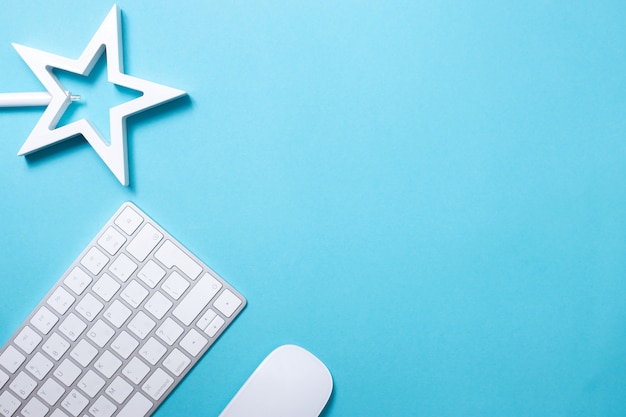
[[1, 1, 626, 416]]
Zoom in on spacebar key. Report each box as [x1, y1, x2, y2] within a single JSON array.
[[173, 274, 222, 326], [117, 392, 153, 417]]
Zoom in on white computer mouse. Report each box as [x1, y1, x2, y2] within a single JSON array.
[[219, 344, 333, 417]]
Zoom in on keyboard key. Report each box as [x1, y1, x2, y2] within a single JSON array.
[[43, 332, 70, 361], [0, 391, 20, 417], [116, 392, 153, 417], [50, 410, 69, 417], [122, 357, 150, 385], [138, 337, 166, 365], [155, 240, 202, 280], [30, 306, 58, 334], [127, 312, 155, 340], [145, 291, 173, 320], [0, 370, 8, 389], [103, 300, 132, 328], [97, 226, 126, 255], [213, 288, 243, 318], [22, 396, 48, 417], [93, 273, 121, 302], [127, 224, 162, 262], [141, 368, 174, 401], [109, 253, 137, 282], [87, 320, 115, 347], [59, 313, 87, 341], [25, 352, 53, 380], [137, 260, 166, 288], [197, 308, 217, 331], [75, 293, 104, 322], [61, 389, 89, 417], [70, 340, 98, 367], [53, 359, 82, 386], [205, 315, 225, 338], [10, 371, 36, 399], [161, 271, 189, 300], [37, 378, 66, 406], [105, 376, 133, 404], [47, 286, 76, 315], [162, 348, 190, 377], [93, 351, 122, 379], [63, 267, 92, 295], [173, 274, 222, 326], [89, 395, 117, 417], [77, 370, 106, 398], [179, 329, 208, 356], [80, 247, 109, 275], [155, 318, 184, 346], [114, 206, 143, 235], [14, 326, 42, 354], [110, 331, 139, 359], [120, 280, 149, 308], [0, 345, 26, 373]]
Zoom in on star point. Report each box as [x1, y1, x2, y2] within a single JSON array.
[[13, 4, 187, 185]]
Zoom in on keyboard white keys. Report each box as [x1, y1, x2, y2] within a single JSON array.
[[102, 300, 132, 328], [77, 370, 105, 398], [0, 371, 8, 389], [141, 368, 173, 401], [92, 274, 121, 302], [105, 377, 132, 404], [145, 292, 173, 320], [117, 392, 152, 417], [110, 331, 139, 359], [127, 312, 155, 340], [93, 351, 122, 379], [89, 395, 116, 417], [120, 280, 148, 308], [21, 397, 48, 417], [114, 206, 143, 235], [0, 346, 25, 373], [127, 224, 162, 262], [0, 202, 245, 417], [0, 391, 21, 416], [10, 372, 36, 399], [161, 271, 189, 300], [137, 260, 166, 288], [14, 327, 42, 355], [30, 307, 58, 335], [179, 329, 208, 357], [58, 313, 87, 342], [156, 318, 184, 346], [42, 333, 70, 361], [162, 349, 190, 377], [61, 389, 88, 416], [80, 247, 108, 275], [173, 274, 222, 326], [122, 357, 150, 385], [47, 287, 75, 315], [97, 227, 126, 256], [37, 378, 65, 406], [25, 352, 53, 380], [53, 359, 81, 387], [75, 294, 103, 322], [108, 253, 137, 282], [155, 240, 202, 280], [70, 340, 98, 368]]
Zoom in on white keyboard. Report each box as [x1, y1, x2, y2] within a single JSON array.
[[0, 202, 246, 417]]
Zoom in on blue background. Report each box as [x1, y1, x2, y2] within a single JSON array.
[[1, 1, 626, 416]]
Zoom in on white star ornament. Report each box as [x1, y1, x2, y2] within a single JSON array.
[[13, 5, 186, 185]]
